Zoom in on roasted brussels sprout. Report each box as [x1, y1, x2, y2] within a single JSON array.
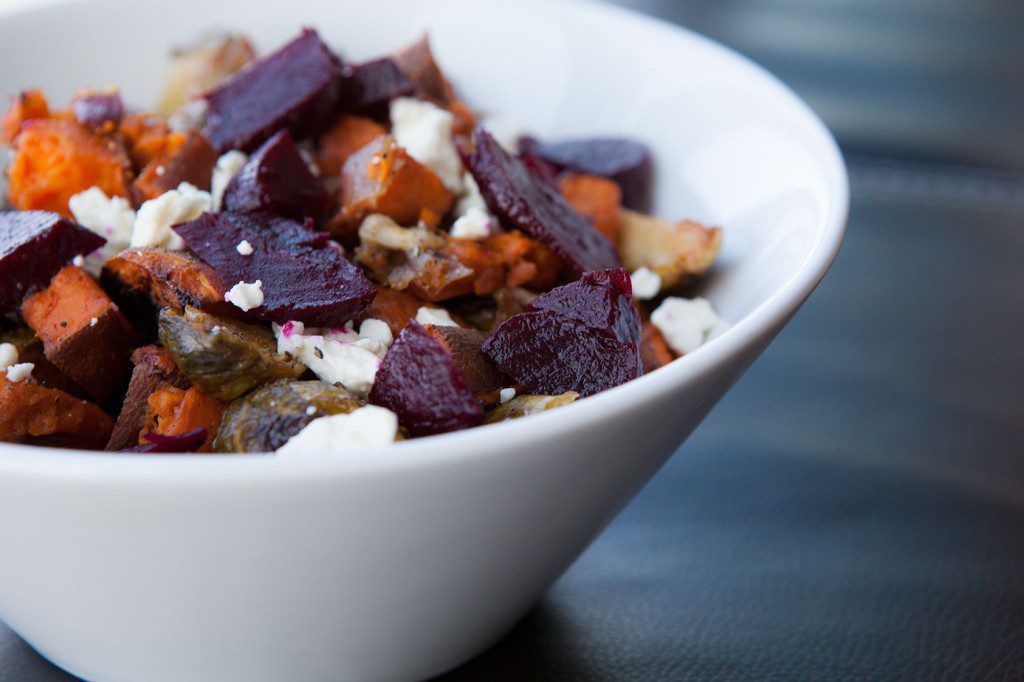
[[484, 392, 579, 424], [213, 380, 364, 452], [158, 307, 304, 401]]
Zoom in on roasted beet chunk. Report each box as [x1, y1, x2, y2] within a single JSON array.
[[222, 129, 330, 220], [203, 29, 344, 152], [173, 210, 376, 326], [462, 128, 620, 275], [482, 269, 642, 397], [519, 136, 652, 211], [71, 90, 124, 129], [341, 58, 416, 120], [128, 428, 208, 453], [0, 211, 105, 314], [369, 320, 484, 436]]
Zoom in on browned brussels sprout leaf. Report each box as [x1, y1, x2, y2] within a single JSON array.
[[484, 392, 579, 424], [213, 379, 364, 453], [158, 306, 304, 401]]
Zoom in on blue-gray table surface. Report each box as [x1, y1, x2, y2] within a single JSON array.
[[3, 0, 1023, 679]]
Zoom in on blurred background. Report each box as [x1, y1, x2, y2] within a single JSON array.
[[2, 0, 1022, 679]]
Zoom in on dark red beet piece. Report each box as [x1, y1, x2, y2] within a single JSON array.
[[222, 129, 330, 220], [173, 210, 375, 327], [0, 211, 105, 314], [340, 58, 416, 120], [128, 428, 207, 453], [462, 128, 620, 275], [71, 91, 124, 128], [482, 269, 642, 397], [519, 136, 652, 211], [369, 320, 484, 437], [519, 153, 559, 188], [203, 29, 344, 152]]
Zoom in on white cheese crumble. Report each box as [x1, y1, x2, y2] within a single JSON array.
[[5, 362, 34, 383], [89, 317, 98, 327], [224, 280, 264, 312], [72, 255, 85, 267], [210, 151, 248, 211], [499, 387, 516, 404], [68, 187, 137, 273], [450, 206, 493, 240], [416, 306, 458, 327], [651, 297, 722, 355], [276, 405, 400, 457], [357, 318, 394, 349], [0, 343, 18, 370], [390, 97, 463, 193], [131, 182, 212, 250], [235, 239, 254, 256], [275, 320, 389, 396], [630, 267, 662, 300]]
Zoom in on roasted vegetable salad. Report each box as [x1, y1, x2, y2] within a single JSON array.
[[0, 29, 723, 454]]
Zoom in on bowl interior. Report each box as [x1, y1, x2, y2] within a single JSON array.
[[0, 0, 846, 466]]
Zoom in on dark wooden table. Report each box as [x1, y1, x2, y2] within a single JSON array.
[[4, 1, 1023, 679]]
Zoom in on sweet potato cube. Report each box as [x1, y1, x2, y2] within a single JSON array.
[[559, 173, 622, 243], [339, 134, 454, 229], [0, 326, 81, 395], [21, 265, 136, 403], [640, 320, 675, 373], [133, 132, 218, 203], [318, 115, 387, 178], [619, 209, 722, 290], [355, 286, 431, 337], [1, 90, 51, 145], [8, 119, 131, 218], [0, 376, 113, 449], [143, 385, 226, 452], [424, 324, 504, 405], [102, 248, 230, 314], [119, 113, 185, 169], [106, 345, 190, 451]]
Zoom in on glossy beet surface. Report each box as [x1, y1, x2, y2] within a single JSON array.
[[222, 129, 330, 220], [462, 128, 620, 275], [0, 211, 105, 314], [202, 29, 344, 152], [71, 91, 124, 128], [341, 58, 416, 120], [369, 320, 484, 436], [128, 428, 207, 453], [519, 136, 652, 210], [482, 269, 642, 397], [173, 210, 375, 326]]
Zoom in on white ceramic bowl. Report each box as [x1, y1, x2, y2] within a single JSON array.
[[0, 0, 847, 680]]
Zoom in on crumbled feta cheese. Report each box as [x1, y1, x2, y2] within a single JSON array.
[[72, 255, 85, 267], [0, 343, 18, 370], [305, 406, 317, 416], [224, 280, 264, 312], [499, 387, 516, 404], [210, 151, 248, 211], [390, 98, 463, 193], [630, 267, 662, 300], [274, 320, 389, 395], [131, 182, 211, 250], [154, 165, 166, 177], [651, 297, 722, 355], [89, 317, 98, 327], [235, 239, 254, 256], [5, 362, 34, 383], [276, 405, 400, 457], [416, 306, 458, 327], [358, 318, 393, 348], [450, 206, 493, 240], [68, 187, 137, 273], [298, 145, 320, 177]]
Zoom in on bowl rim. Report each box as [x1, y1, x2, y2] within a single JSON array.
[[0, 0, 849, 480]]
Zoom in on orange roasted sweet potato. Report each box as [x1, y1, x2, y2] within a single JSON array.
[[1, 90, 51, 145], [336, 135, 454, 234], [559, 173, 622, 243], [424, 324, 504, 405], [318, 115, 387, 178], [8, 119, 132, 217], [355, 286, 432, 337], [119, 113, 185, 169], [0, 376, 113, 449], [106, 345, 191, 451], [21, 265, 137, 403], [142, 385, 226, 452], [132, 132, 218, 202], [640, 320, 675, 373], [102, 248, 230, 314]]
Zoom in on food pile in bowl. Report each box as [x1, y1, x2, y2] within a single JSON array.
[[0, 28, 723, 455]]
